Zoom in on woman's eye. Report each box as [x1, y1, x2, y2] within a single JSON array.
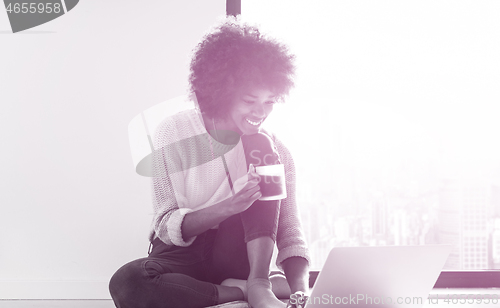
[[265, 101, 276, 105], [244, 100, 255, 105]]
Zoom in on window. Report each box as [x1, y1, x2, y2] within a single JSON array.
[[243, 1, 500, 272]]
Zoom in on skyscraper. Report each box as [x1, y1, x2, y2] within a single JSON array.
[[438, 179, 491, 269]]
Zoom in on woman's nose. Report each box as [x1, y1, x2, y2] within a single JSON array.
[[252, 103, 266, 117]]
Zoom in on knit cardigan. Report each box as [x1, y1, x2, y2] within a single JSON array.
[[149, 108, 310, 270]]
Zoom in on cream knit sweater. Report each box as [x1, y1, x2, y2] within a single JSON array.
[[149, 108, 310, 269]]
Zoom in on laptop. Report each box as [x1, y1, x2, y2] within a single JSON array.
[[299, 245, 452, 308]]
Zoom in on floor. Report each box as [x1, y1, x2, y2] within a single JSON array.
[[0, 300, 115, 308], [1, 290, 500, 308], [1, 300, 500, 308], [0, 300, 251, 308]]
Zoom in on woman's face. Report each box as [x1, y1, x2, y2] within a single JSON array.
[[227, 87, 276, 136]]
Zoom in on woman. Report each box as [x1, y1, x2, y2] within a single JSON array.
[[109, 18, 310, 308]]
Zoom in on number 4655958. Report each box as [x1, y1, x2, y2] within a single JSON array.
[[5, 3, 62, 14]]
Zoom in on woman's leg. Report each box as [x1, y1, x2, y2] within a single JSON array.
[[244, 133, 287, 307], [208, 201, 287, 308], [109, 257, 217, 308], [109, 232, 243, 308], [206, 185, 280, 284], [207, 213, 251, 284], [243, 201, 286, 308], [223, 132, 286, 307]]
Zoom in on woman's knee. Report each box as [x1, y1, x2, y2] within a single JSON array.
[[241, 133, 280, 167], [109, 259, 148, 307]]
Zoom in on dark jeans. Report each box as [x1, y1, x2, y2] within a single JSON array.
[[109, 200, 279, 308], [109, 133, 281, 308]]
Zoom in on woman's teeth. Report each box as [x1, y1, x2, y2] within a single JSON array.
[[245, 118, 262, 126]]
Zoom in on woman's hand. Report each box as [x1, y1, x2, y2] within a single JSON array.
[[228, 164, 262, 215]]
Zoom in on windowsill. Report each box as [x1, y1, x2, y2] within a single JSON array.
[[433, 271, 500, 288], [430, 288, 500, 297], [425, 289, 500, 308], [306, 270, 500, 289]]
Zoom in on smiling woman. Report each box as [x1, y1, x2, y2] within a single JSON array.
[[109, 17, 310, 308]]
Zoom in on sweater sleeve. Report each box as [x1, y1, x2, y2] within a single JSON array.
[[272, 134, 311, 270], [149, 117, 197, 247]]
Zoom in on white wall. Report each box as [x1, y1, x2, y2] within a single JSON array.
[[0, 0, 225, 299]]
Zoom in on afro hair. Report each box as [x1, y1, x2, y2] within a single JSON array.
[[188, 18, 296, 120]]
